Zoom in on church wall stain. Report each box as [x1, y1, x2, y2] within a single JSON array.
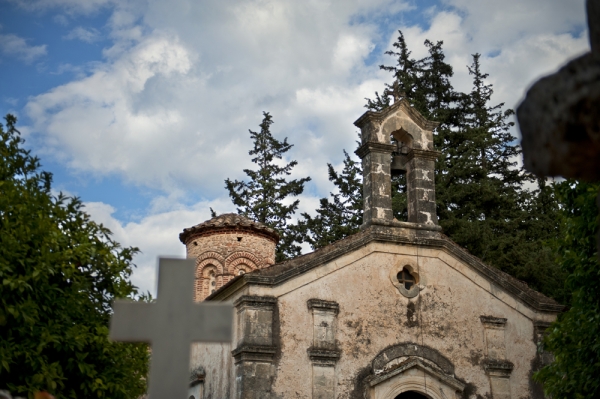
[[255, 244, 554, 399]]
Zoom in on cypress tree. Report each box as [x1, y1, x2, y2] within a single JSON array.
[[333, 33, 563, 299], [299, 151, 363, 249], [441, 54, 563, 298], [225, 112, 311, 261]]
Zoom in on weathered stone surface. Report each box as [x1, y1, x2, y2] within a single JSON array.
[[372, 343, 454, 375], [218, 225, 561, 313], [355, 144, 395, 226], [194, 221, 561, 398], [517, 52, 600, 180], [228, 296, 278, 399], [354, 98, 441, 229], [517, 0, 600, 180], [181, 214, 277, 301], [185, 90, 565, 399]]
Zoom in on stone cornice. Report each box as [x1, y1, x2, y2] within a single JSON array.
[[368, 358, 465, 392], [483, 359, 514, 375], [210, 226, 563, 314], [406, 148, 442, 162], [307, 299, 340, 314], [232, 344, 277, 363], [233, 295, 277, 309], [354, 98, 440, 132], [480, 316, 508, 327], [355, 142, 396, 159], [307, 348, 341, 365], [364, 218, 442, 231]]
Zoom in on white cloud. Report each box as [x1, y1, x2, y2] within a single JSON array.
[[26, 33, 196, 190], [53, 14, 69, 26], [0, 33, 47, 63], [25, 0, 404, 198], [64, 26, 102, 42], [18, 0, 593, 295], [392, 5, 589, 139], [10, 0, 117, 15], [84, 196, 235, 295]]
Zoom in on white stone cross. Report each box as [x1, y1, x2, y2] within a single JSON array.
[[109, 258, 233, 399]]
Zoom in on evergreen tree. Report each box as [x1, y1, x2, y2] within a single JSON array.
[[225, 112, 310, 261], [359, 35, 564, 299], [299, 151, 362, 249], [437, 54, 525, 267], [439, 54, 563, 297], [535, 181, 600, 398], [0, 115, 149, 398]]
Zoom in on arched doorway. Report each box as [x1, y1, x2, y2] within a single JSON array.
[[395, 391, 429, 399]]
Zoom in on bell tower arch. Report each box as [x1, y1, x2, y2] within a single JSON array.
[[354, 99, 440, 229]]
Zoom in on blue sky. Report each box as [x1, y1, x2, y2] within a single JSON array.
[[0, 0, 589, 294]]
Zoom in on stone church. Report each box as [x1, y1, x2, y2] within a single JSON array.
[[179, 99, 562, 399]]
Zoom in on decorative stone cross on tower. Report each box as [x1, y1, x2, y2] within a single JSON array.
[[109, 258, 233, 399], [354, 98, 440, 229]]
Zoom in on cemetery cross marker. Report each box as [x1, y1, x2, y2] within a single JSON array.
[[109, 258, 233, 399]]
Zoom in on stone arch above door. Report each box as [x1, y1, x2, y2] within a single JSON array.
[[368, 358, 465, 399], [372, 343, 454, 375], [361, 343, 465, 399]]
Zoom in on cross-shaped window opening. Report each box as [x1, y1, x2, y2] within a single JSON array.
[[397, 269, 415, 290]]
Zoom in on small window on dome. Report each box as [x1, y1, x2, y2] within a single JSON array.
[[397, 269, 416, 290], [237, 237, 243, 242]]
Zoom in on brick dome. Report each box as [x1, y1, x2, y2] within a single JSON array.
[[180, 213, 279, 301], [179, 213, 279, 244]]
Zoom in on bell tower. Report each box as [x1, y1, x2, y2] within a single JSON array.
[[354, 99, 440, 229]]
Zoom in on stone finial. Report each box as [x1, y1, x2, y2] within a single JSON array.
[[517, 0, 600, 181]]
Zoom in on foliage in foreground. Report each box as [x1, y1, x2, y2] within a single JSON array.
[[535, 181, 600, 399], [0, 115, 149, 399]]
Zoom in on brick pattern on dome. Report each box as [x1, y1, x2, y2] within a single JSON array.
[[179, 213, 279, 244], [183, 214, 278, 301]]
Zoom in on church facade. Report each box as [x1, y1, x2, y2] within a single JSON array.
[[180, 100, 562, 399]]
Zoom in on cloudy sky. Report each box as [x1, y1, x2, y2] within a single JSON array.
[[0, 0, 590, 294]]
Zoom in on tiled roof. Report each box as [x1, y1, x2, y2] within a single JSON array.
[[179, 213, 279, 243], [207, 225, 563, 314]]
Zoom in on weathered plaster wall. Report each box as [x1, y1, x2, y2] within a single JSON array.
[[190, 342, 234, 399], [244, 242, 555, 399]]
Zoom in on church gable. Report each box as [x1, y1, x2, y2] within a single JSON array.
[[213, 226, 560, 315], [188, 99, 561, 399]]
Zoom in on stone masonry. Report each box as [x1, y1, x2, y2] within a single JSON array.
[[179, 213, 279, 301], [354, 99, 441, 229], [185, 95, 563, 399]]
